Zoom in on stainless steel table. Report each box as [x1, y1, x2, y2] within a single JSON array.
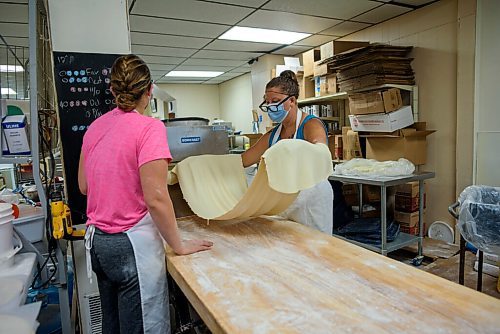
[[329, 171, 435, 257]]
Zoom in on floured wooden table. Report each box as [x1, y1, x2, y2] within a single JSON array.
[[166, 216, 500, 334]]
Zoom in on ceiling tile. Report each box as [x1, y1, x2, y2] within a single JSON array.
[[156, 78, 208, 84], [131, 0, 254, 25], [193, 50, 264, 60], [320, 21, 371, 36], [148, 64, 177, 71], [132, 45, 196, 57], [204, 40, 282, 52], [263, 0, 379, 20], [130, 32, 211, 49], [202, 80, 223, 85], [198, 0, 268, 7], [294, 34, 335, 47], [0, 22, 28, 37], [353, 4, 412, 24], [130, 15, 229, 38], [174, 65, 236, 72], [395, 0, 437, 5], [1, 36, 28, 47], [228, 67, 251, 73], [183, 58, 247, 67], [239, 9, 342, 33], [271, 45, 310, 56], [138, 55, 185, 65], [0, 3, 27, 23]]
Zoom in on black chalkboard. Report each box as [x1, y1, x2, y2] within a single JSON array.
[[53, 51, 121, 225]]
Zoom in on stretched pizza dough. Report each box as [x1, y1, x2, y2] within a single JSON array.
[[169, 139, 333, 220]]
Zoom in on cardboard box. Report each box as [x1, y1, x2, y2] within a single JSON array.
[[334, 135, 343, 160], [320, 41, 370, 60], [342, 126, 362, 160], [348, 88, 403, 115], [341, 184, 380, 205], [363, 122, 436, 165], [349, 105, 414, 132], [395, 194, 427, 212], [399, 224, 422, 236], [395, 181, 425, 197], [2, 115, 30, 155], [313, 61, 334, 77], [298, 75, 315, 100], [395, 210, 425, 227], [319, 75, 337, 96], [302, 49, 320, 77]]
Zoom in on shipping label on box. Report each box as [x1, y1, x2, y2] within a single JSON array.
[[349, 105, 414, 132], [2, 115, 30, 155]]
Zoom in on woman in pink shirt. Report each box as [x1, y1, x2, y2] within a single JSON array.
[[78, 55, 212, 334]]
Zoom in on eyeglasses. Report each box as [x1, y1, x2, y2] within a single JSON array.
[[259, 95, 293, 113]]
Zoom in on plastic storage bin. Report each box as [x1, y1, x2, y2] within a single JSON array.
[[13, 214, 45, 243]]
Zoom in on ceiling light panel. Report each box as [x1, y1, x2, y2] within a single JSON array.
[[240, 10, 342, 34], [131, 0, 253, 25], [320, 21, 371, 36], [0, 65, 24, 72], [130, 32, 211, 49], [129, 15, 229, 38], [205, 40, 283, 52], [353, 4, 412, 24], [1, 88, 17, 95], [166, 71, 224, 78], [219, 26, 311, 44], [262, 0, 379, 20]]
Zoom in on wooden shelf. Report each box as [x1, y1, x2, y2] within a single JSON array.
[[320, 117, 340, 122], [297, 92, 348, 105]]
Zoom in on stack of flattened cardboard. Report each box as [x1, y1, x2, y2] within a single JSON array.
[[321, 43, 415, 92]]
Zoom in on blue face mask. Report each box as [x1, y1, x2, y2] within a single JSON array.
[[268, 103, 289, 123]]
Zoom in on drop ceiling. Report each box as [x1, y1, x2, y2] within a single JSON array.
[[0, 0, 439, 86]]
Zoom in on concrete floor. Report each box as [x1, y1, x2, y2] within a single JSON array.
[[392, 237, 499, 300]]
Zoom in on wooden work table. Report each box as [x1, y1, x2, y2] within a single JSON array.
[[166, 216, 500, 334]]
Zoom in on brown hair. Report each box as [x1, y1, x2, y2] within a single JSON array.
[[110, 54, 151, 111], [265, 70, 299, 98]]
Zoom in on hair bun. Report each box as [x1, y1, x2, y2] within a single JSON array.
[[279, 70, 298, 84]]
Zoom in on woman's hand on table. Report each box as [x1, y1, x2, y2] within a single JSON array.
[[176, 239, 214, 255]]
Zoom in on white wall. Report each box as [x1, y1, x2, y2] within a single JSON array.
[[474, 0, 500, 186], [157, 84, 221, 121], [219, 73, 253, 133], [48, 0, 130, 54]]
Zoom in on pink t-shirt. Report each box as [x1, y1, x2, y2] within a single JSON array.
[[82, 107, 172, 233]]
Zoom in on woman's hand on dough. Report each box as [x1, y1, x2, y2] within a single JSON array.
[[177, 239, 214, 255]]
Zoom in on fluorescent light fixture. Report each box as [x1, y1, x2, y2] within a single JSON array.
[[219, 26, 311, 44], [1, 88, 17, 95], [166, 71, 223, 78], [0, 65, 24, 72]]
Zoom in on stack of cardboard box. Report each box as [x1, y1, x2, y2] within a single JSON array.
[[394, 181, 426, 235], [342, 184, 381, 218], [301, 41, 368, 99]]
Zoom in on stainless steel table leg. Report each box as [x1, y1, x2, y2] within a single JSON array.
[[358, 184, 363, 217], [418, 180, 424, 257], [381, 186, 387, 256]]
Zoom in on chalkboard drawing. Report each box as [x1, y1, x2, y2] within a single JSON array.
[[66, 70, 72, 76], [69, 77, 75, 83], [72, 126, 78, 132]]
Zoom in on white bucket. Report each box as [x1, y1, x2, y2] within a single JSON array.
[[0, 214, 22, 265]]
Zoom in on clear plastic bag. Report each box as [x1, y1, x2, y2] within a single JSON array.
[[457, 185, 500, 255], [333, 158, 415, 177]]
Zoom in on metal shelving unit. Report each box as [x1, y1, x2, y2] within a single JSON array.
[[329, 171, 435, 257]]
